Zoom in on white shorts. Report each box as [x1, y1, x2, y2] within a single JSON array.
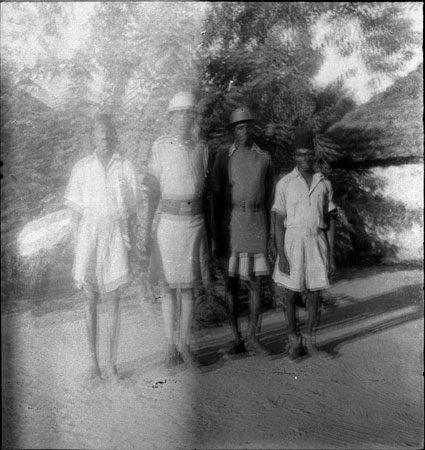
[[273, 228, 330, 292], [73, 214, 131, 294]]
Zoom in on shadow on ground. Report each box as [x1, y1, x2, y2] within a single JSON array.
[[191, 282, 423, 367]]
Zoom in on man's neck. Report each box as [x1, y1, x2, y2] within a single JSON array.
[[172, 130, 191, 142], [97, 150, 114, 169], [235, 141, 253, 152], [297, 167, 315, 187]]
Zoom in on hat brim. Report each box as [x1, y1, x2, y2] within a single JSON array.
[[228, 118, 256, 127], [168, 106, 198, 113]]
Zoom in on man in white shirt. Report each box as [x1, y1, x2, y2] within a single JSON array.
[[143, 92, 210, 369], [65, 112, 139, 380], [272, 127, 336, 359]]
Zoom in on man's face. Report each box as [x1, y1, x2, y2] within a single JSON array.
[[295, 147, 315, 172], [170, 109, 196, 137], [233, 121, 253, 147], [94, 122, 114, 159]]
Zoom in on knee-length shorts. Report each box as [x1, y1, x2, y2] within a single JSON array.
[[273, 228, 330, 292], [73, 214, 131, 294]]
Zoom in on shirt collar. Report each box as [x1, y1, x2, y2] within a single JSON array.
[[93, 151, 121, 169], [292, 166, 324, 180]]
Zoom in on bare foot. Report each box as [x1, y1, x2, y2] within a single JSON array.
[[180, 344, 201, 368], [246, 337, 269, 356], [304, 338, 328, 359], [164, 344, 184, 368], [86, 366, 106, 389], [105, 364, 121, 381], [226, 340, 248, 355], [89, 364, 104, 380], [286, 335, 304, 360]]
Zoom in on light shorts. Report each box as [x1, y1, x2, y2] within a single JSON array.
[[73, 214, 131, 294], [228, 252, 270, 280], [273, 228, 329, 292]]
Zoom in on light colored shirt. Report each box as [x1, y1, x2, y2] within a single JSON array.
[[64, 152, 138, 219], [272, 167, 336, 230], [146, 135, 208, 200]]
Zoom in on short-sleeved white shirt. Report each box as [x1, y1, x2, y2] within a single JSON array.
[[64, 152, 138, 219], [272, 167, 336, 230], [147, 135, 208, 200]]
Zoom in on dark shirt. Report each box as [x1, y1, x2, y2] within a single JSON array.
[[211, 143, 275, 255]]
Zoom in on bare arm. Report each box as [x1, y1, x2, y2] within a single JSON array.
[[274, 211, 290, 275], [325, 211, 336, 276], [144, 187, 160, 257], [127, 213, 138, 249], [265, 158, 276, 260], [210, 152, 227, 258]]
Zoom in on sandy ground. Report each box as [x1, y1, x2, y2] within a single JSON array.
[[2, 266, 424, 449]]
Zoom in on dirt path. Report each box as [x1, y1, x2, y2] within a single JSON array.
[[2, 267, 423, 449]]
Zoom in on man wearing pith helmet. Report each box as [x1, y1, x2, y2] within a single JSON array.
[[271, 127, 337, 359], [142, 91, 210, 369], [211, 105, 275, 356]]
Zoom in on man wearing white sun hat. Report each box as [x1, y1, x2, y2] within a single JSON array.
[[143, 91, 210, 368]]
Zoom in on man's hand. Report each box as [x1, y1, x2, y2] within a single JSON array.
[[128, 246, 144, 276], [267, 238, 277, 263], [119, 219, 131, 250], [212, 241, 227, 272], [142, 234, 153, 261], [278, 255, 290, 275]]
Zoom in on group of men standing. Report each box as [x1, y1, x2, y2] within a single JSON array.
[[65, 91, 337, 381]]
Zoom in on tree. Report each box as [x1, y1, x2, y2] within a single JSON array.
[[199, 2, 421, 164], [198, 2, 421, 264]]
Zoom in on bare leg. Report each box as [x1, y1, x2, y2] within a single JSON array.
[[285, 289, 298, 336], [179, 288, 199, 366], [304, 290, 323, 356], [305, 290, 320, 336], [161, 288, 177, 345], [85, 290, 102, 379], [226, 277, 246, 353], [246, 278, 268, 355], [284, 289, 302, 359], [161, 288, 181, 367], [180, 288, 194, 347], [105, 290, 121, 378]]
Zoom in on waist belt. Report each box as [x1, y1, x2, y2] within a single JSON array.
[[161, 198, 203, 216], [286, 227, 324, 236], [232, 201, 264, 212]]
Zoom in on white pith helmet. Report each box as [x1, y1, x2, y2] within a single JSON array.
[[167, 91, 197, 113]]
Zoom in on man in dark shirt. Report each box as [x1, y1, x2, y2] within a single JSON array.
[[211, 106, 275, 356]]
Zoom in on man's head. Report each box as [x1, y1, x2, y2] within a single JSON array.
[[93, 112, 117, 158], [229, 106, 255, 148], [168, 91, 197, 139], [293, 127, 315, 173]]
